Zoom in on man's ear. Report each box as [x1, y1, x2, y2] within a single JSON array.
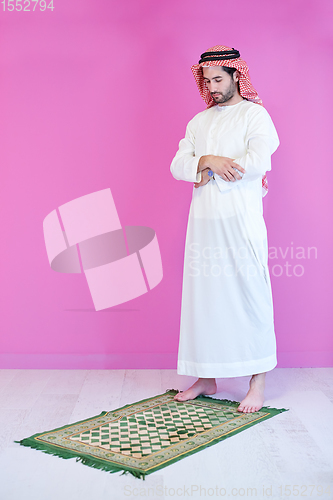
[[233, 70, 240, 82]]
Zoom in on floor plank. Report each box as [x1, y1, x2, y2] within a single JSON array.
[[0, 370, 52, 410], [42, 370, 88, 395]]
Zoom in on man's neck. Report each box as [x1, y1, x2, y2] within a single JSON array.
[[218, 93, 244, 107]]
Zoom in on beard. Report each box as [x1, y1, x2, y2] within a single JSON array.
[[211, 81, 237, 104]]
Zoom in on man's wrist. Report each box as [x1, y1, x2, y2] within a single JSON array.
[[197, 155, 211, 172]]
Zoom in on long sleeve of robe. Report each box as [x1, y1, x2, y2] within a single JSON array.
[[170, 99, 280, 378]]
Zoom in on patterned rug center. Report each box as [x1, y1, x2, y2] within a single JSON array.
[[69, 401, 241, 459]]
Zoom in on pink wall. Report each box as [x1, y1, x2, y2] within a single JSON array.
[[0, 0, 332, 369]]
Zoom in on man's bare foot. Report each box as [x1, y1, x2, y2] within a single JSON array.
[[174, 378, 217, 402], [237, 373, 266, 413]]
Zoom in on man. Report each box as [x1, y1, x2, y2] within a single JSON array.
[[170, 45, 279, 413]]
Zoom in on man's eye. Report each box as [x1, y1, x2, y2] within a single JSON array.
[[214, 79, 222, 82]]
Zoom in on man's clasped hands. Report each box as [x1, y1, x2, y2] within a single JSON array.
[[194, 154, 246, 189]]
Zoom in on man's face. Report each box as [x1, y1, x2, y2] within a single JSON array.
[[202, 66, 238, 105]]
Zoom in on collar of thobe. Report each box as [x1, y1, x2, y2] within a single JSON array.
[[215, 100, 246, 111]]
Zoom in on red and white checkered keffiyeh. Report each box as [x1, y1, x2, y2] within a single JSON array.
[[191, 45, 268, 195]]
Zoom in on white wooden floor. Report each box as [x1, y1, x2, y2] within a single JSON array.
[[0, 368, 332, 500]]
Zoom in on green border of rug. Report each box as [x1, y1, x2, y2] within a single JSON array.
[[15, 389, 289, 480]]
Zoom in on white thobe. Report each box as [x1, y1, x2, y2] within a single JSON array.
[[170, 99, 280, 378]]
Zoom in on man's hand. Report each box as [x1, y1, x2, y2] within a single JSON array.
[[194, 168, 211, 189], [198, 155, 245, 181]]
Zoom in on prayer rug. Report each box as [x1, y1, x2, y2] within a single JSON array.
[[15, 389, 288, 479]]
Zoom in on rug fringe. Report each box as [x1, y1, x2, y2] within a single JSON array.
[[14, 438, 147, 480]]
